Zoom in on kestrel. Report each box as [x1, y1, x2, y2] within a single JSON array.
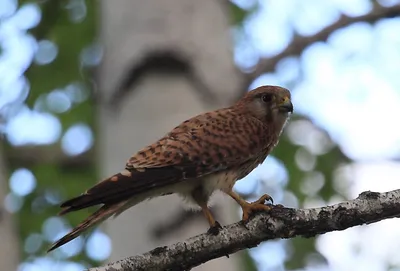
[[48, 85, 293, 252]]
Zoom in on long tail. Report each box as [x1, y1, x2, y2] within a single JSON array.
[[47, 201, 126, 252], [48, 168, 181, 252], [57, 168, 181, 216]]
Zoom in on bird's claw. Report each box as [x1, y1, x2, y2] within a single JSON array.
[[207, 221, 222, 235], [252, 193, 274, 205], [241, 203, 272, 221], [241, 194, 274, 222]]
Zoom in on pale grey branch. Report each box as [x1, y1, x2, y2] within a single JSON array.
[[87, 189, 400, 271]]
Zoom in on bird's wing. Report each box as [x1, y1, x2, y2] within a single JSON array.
[[127, 109, 269, 172], [59, 109, 270, 213]]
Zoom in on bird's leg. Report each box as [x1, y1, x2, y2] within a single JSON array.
[[191, 187, 221, 235], [227, 191, 273, 221], [199, 203, 222, 235]]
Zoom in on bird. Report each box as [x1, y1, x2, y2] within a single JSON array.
[[47, 85, 293, 252]]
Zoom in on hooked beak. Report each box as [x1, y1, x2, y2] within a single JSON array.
[[279, 96, 293, 113]]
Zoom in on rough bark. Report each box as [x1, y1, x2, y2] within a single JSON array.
[[87, 189, 400, 271]]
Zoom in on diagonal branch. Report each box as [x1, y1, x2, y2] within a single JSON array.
[[246, 3, 400, 84], [87, 189, 400, 271]]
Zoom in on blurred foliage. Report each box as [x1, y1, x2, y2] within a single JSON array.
[[3, 0, 99, 267], [25, 0, 97, 107]]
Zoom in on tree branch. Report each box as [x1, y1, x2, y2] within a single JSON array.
[[87, 189, 400, 271], [5, 145, 93, 168], [246, 3, 400, 84]]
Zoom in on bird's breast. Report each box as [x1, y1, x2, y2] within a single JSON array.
[[202, 170, 238, 194]]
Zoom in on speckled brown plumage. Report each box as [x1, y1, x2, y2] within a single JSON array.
[[48, 85, 293, 252]]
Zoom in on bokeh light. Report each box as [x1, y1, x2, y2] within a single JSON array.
[[4, 193, 24, 213], [6, 108, 62, 146], [9, 168, 36, 197], [64, 82, 90, 104], [61, 123, 93, 156], [66, 0, 87, 23], [46, 90, 72, 114], [80, 43, 103, 67], [24, 233, 43, 254], [8, 3, 40, 30], [85, 230, 112, 261], [34, 40, 58, 65], [42, 216, 68, 243]]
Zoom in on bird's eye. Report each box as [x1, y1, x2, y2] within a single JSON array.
[[261, 94, 273, 103]]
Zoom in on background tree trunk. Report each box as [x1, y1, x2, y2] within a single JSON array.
[[0, 146, 19, 271], [97, 0, 244, 269]]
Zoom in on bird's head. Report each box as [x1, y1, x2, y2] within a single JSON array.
[[237, 85, 293, 124]]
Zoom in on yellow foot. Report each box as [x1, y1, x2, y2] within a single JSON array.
[[241, 194, 274, 221]]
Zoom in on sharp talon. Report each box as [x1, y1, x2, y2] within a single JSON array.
[[207, 221, 222, 235], [253, 194, 274, 205]]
